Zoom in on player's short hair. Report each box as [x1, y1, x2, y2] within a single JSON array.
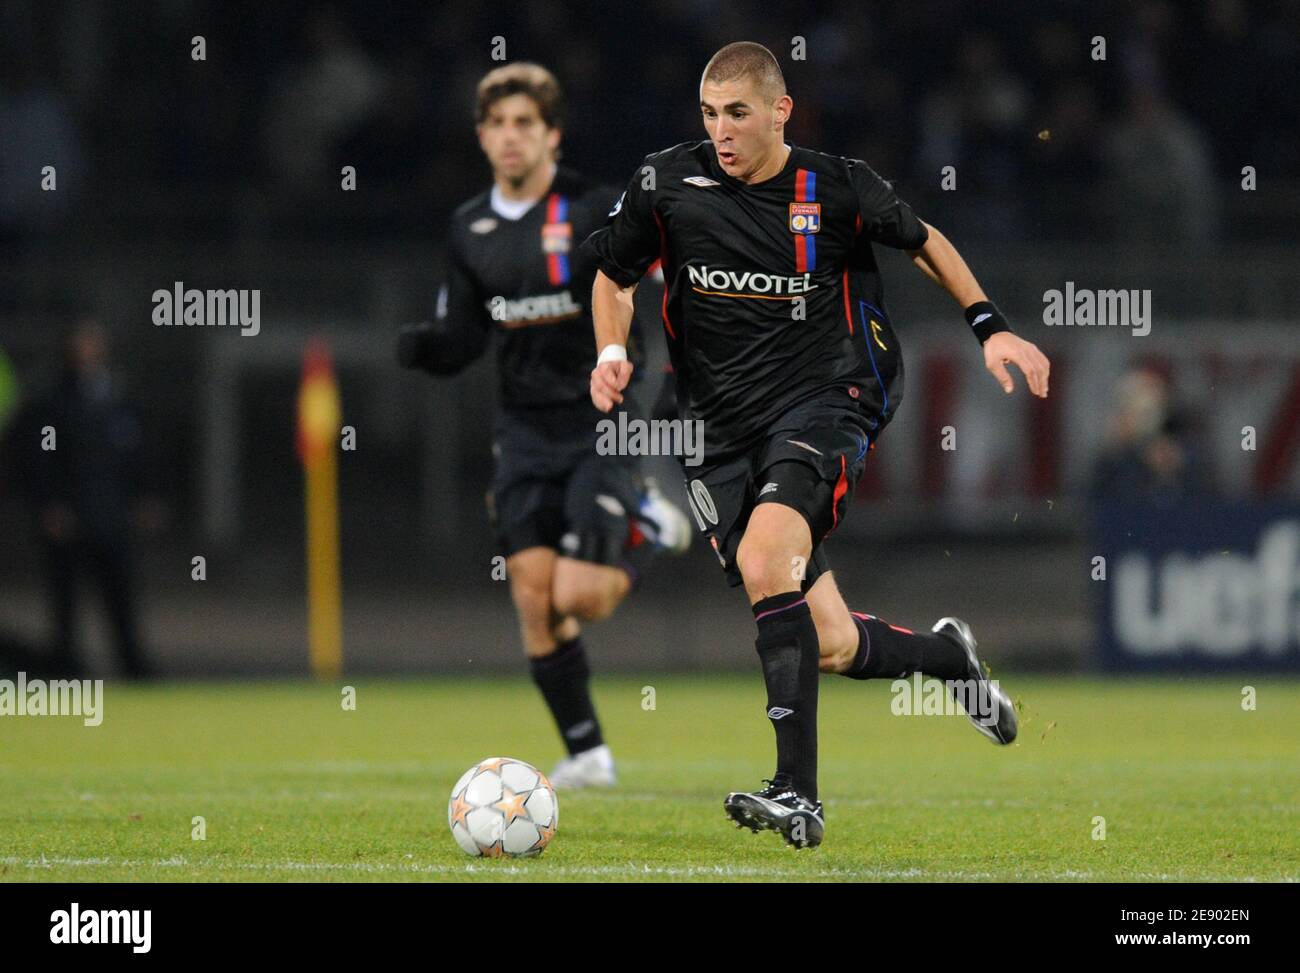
[[701, 42, 786, 102], [476, 62, 565, 129]]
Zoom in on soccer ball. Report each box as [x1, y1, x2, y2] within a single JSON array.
[[448, 757, 558, 858]]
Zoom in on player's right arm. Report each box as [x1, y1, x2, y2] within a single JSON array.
[[582, 166, 664, 413], [396, 234, 491, 376], [589, 270, 636, 411]]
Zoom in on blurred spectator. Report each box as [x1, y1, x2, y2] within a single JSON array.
[[0, 48, 81, 244], [1090, 368, 1209, 504], [916, 32, 1030, 240], [1103, 88, 1218, 247], [260, 6, 385, 190], [1031, 79, 1106, 236], [336, 49, 439, 186], [6, 319, 155, 677]]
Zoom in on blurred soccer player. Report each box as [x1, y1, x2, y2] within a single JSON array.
[[585, 42, 1051, 845], [397, 63, 689, 789]]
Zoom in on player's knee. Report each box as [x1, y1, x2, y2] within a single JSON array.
[[509, 576, 553, 628], [552, 568, 600, 620], [736, 540, 802, 601], [589, 570, 631, 621], [553, 567, 627, 621], [552, 580, 596, 620]]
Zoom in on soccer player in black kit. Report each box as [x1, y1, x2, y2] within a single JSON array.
[[398, 63, 689, 790], [585, 43, 1052, 847]]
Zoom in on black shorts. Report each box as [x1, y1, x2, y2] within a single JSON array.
[[488, 399, 641, 567], [682, 390, 874, 591]]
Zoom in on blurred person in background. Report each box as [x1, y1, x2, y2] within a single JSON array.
[[1103, 87, 1217, 247], [260, 6, 385, 192], [0, 45, 81, 249], [7, 318, 155, 678], [916, 32, 1030, 241], [0, 338, 36, 673], [1090, 367, 1208, 503]]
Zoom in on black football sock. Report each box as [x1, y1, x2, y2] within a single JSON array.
[[842, 612, 970, 681], [753, 591, 820, 802], [528, 636, 604, 755]]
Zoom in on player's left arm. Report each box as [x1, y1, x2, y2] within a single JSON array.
[[906, 222, 1050, 398]]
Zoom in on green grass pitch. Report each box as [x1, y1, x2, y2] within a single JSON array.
[[1, 674, 1296, 882]]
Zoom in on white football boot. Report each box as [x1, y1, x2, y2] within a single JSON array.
[[636, 478, 692, 555], [549, 744, 618, 789]]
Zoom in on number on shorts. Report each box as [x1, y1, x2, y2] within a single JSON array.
[[686, 479, 718, 530]]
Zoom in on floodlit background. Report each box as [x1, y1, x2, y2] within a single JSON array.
[[2, 0, 1298, 676]]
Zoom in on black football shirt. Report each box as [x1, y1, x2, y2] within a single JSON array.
[[433, 166, 640, 410], [582, 140, 929, 459]]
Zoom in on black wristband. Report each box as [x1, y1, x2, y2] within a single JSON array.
[[964, 300, 1012, 345]]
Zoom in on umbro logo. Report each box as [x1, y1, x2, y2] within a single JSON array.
[[683, 176, 720, 188], [767, 706, 794, 720], [565, 719, 595, 739]]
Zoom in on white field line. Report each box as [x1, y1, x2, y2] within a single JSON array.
[[34, 792, 1046, 807], [0, 856, 1291, 882], [20, 791, 1300, 818], [13, 790, 1062, 808]]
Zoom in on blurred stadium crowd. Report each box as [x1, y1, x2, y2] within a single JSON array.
[[3, 0, 1298, 249]]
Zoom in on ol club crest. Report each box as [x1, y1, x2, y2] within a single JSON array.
[[788, 202, 821, 235], [541, 221, 572, 254]]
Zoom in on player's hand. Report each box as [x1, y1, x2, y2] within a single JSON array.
[[591, 360, 634, 412], [983, 332, 1050, 398]]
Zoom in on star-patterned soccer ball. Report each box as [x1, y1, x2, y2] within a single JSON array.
[[448, 757, 558, 858]]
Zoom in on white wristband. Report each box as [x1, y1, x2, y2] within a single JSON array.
[[597, 344, 628, 364]]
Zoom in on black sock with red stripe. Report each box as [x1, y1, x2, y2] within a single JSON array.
[[752, 591, 820, 801], [842, 613, 969, 681]]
